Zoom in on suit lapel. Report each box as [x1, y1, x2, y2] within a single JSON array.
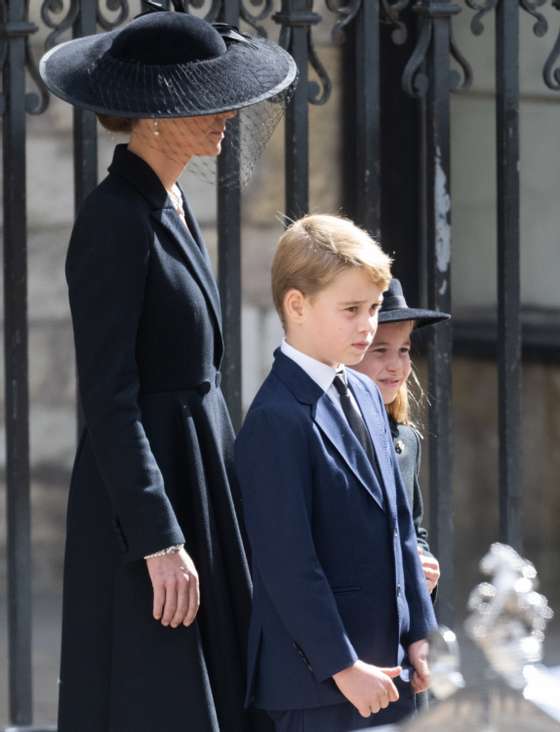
[[350, 376, 397, 517], [314, 394, 385, 512], [152, 208, 223, 341]]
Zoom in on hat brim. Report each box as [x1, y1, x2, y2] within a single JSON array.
[[39, 32, 297, 117], [378, 308, 451, 329]]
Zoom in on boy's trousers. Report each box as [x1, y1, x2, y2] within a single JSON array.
[[267, 680, 415, 732]]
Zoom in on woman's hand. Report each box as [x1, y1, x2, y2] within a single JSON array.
[[418, 546, 440, 593], [145, 548, 200, 628]]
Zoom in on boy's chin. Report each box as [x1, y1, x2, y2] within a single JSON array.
[[342, 352, 368, 367]]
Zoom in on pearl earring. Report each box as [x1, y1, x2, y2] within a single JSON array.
[[153, 120, 160, 137]]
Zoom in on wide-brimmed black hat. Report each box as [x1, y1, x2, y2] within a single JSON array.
[[39, 11, 297, 117], [379, 278, 451, 329]]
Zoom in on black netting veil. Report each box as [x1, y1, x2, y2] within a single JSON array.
[[186, 86, 295, 188], [125, 81, 294, 190]]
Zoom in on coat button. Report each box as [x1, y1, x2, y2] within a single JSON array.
[[396, 584, 402, 596]]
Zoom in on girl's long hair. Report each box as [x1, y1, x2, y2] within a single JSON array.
[[386, 365, 425, 432]]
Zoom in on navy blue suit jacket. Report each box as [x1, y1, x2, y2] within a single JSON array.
[[234, 350, 437, 711]]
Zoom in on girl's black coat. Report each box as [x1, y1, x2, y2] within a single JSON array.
[[59, 145, 259, 732], [389, 418, 431, 555]]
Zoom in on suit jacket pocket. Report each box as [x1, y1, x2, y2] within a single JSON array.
[[331, 585, 361, 595]]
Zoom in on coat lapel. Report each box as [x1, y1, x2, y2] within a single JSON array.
[[349, 375, 397, 517], [108, 144, 224, 350], [272, 350, 385, 512], [151, 208, 223, 337]]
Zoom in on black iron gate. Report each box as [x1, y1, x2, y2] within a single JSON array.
[[2, 0, 559, 728]]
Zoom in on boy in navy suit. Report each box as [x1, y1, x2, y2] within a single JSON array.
[[235, 215, 437, 731]]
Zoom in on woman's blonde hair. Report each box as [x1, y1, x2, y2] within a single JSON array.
[[272, 214, 392, 327], [387, 365, 425, 431]]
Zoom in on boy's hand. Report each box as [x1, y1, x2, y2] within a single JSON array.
[[146, 548, 200, 628], [332, 660, 401, 717], [409, 639, 430, 693], [418, 546, 440, 593]]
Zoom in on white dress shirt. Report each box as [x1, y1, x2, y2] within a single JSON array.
[[280, 340, 362, 422]]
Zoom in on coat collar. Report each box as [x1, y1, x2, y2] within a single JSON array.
[[150, 208, 223, 334], [272, 350, 387, 512], [108, 145, 223, 355], [108, 143, 170, 210], [271, 348, 327, 406]]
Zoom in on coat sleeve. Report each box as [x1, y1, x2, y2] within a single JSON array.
[[66, 197, 185, 562], [235, 405, 358, 683]]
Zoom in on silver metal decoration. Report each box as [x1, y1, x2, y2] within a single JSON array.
[[465, 542, 554, 689], [401, 543, 559, 732], [428, 625, 466, 701]]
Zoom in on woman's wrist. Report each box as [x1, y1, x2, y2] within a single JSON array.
[[144, 544, 184, 560]]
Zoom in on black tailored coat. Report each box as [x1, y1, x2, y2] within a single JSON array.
[[58, 145, 266, 732], [389, 418, 435, 711]]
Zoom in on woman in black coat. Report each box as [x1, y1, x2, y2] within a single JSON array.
[[39, 10, 296, 732]]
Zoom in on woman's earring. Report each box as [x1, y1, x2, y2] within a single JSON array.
[[153, 120, 160, 137]]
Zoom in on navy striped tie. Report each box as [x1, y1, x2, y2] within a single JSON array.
[[333, 372, 384, 494]]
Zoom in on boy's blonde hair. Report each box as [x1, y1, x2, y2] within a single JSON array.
[[272, 214, 392, 327]]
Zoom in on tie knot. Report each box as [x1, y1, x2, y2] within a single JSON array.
[[333, 371, 349, 397]]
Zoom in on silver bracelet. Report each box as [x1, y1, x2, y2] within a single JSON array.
[[144, 544, 184, 560]]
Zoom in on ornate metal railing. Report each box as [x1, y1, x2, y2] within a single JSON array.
[[1, 0, 559, 728]]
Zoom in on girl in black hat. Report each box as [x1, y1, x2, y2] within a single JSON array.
[[40, 10, 295, 732], [353, 279, 450, 603]]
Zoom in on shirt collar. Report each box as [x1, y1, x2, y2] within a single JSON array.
[[280, 340, 344, 393]]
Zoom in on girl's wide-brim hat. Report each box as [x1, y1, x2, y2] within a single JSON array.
[[39, 11, 298, 118], [379, 278, 451, 329]]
